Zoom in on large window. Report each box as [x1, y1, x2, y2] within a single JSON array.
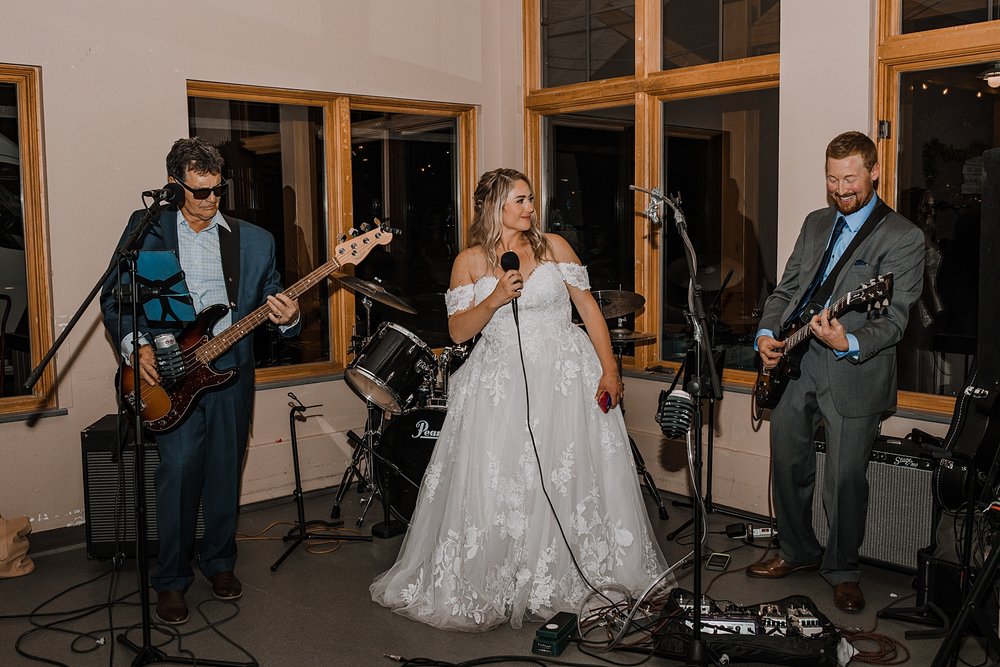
[[187, 83, 475, 383], [0, 65, 54, 415], [527, 0, 780, 382], [876, 0, 1000, 413]]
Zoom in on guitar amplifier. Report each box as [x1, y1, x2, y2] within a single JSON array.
[[812, 436, 935, 572], [81, 414, 204, 559]]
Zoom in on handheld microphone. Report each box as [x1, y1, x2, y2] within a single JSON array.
[[656, 389, 694, 439], [152, 332, 185, 384], [500, 251, 520, 325], [142, 183, 185, 204]]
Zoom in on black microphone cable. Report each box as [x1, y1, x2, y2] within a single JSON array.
[[499, 252, 616, 611]]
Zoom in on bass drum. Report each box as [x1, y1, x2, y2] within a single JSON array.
[[374, 407, 446, 524]]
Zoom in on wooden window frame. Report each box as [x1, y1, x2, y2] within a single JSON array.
[[0, 64, 55, 417], [874, 2, 1000, 416], [187, 81, 477, 386], [522, 1, 778, 386]]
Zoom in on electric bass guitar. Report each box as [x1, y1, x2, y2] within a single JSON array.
[[751, 274, 893, 420], [119, 224, 393, 433]]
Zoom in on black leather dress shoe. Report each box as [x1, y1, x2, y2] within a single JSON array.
[[209, 571, 243, 600], [745, 555, 821, 579], [833, 582, 865, 613], [155, 590, 189, 625]]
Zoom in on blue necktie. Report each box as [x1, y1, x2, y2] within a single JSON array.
[[790, 215, 847, 323]]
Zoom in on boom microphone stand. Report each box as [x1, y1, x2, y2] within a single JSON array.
[[636, 186, 723, 667]]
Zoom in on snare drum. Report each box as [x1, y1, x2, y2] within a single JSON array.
[[373, 407, 445, 524], [345, 323, 434, 414]]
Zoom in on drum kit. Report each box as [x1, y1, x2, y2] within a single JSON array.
[[331, 274, 466, 537], [331, 276, 667, 537]]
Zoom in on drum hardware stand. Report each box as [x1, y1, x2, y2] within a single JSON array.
[[271, 393, 370, 573], [611, 340, 669, 521], [330, 399, 381, 524]]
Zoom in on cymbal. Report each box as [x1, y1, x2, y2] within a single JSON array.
[[609, 330, 655, 345], [668, 255, 744, 292], [592, 290, 645, 320], [332, 274, 418, 315]]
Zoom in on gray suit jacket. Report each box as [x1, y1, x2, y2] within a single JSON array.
[[758, 200, 925, 417]]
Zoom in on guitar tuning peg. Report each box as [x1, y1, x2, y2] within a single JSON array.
[[338, 234, 348, 243], [349, 228, 359, 237], [360, 223, 371, 232]]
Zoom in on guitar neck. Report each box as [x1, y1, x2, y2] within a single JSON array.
[[781, 292, 851, 351], [199, 257, 343, 362]]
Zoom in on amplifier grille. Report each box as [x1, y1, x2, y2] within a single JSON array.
[[812, 440, 935, 572]]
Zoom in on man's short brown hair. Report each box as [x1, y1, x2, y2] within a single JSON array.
[[826, 131, 878, 170]]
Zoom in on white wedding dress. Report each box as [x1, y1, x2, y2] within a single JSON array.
[[370, 261, 669, 631]]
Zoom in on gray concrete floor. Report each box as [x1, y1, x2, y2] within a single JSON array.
[[0, 486, 987, 666]]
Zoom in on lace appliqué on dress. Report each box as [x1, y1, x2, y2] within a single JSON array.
[[445, 283, 475, 315], [557, 262, 590, 291]]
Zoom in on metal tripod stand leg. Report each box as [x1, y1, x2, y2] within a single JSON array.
[[630, 436, 669, 520], [330, 402, 381, 521], [612, 343, 668, 520]]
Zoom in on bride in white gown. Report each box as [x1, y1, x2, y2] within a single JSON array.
[[370, 168, 670, 631]]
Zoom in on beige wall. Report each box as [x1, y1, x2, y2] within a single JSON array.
[[0, 0, 951, 536], [0, 0, 522, 533]]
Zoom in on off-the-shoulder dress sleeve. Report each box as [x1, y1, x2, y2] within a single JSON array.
[[445, 283, 475, 316], [557, 262, 590, 291]]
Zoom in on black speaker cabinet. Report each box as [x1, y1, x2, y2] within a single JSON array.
[[811, 437, 935, 572], [81, 414, 203, 559]]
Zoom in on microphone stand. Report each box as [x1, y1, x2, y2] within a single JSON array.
[[642, 188, 723, 667], [25, 198, 249, 666]]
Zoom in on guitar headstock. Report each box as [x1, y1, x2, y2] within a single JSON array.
[[848, 273, 893, 313], [334, 220, 394, 267]]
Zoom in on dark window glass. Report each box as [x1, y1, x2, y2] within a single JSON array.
[[545, 107, 638, 349], [188, 98, 329, 369], [0, 82, 30, 397], [663, 0, 780, 70], [901, 0, 999, 33], [542, 0, 635, 87], [894, 64, 997, 395], [660, 89, 779, 373], [349, 110, 459, 349]]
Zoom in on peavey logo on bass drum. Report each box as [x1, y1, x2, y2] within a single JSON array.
[[413, 420, 441, 440]]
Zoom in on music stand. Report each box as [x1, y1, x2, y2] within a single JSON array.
[[271, 393, 371, 573]]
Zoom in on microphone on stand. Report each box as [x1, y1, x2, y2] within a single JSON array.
[[656, 388, 694, 439], [500, 251, 520, 326], [152, 332, 186, 384], [142, 183, 185, 204]]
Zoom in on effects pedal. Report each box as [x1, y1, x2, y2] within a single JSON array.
[[532, 611, 577, 657]]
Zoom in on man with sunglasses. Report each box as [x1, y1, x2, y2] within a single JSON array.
[[100, 137, 300, 625]]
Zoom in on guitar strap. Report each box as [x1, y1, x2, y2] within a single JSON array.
[[798, 201, 891, 323], [219, 215, 241, 311]]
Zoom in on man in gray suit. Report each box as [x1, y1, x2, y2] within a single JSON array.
[[747, 131, 924, 613]]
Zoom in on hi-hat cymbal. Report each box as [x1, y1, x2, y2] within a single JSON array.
[[592, 290, 645, 320], [332, 274, 418, 315], [609, 330, 655, 345]]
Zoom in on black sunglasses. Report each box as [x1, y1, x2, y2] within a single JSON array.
[[175, 178, 229, 200]]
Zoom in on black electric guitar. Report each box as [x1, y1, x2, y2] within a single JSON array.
[[751, 274, 893, 420], [119, 224, 393, 433]]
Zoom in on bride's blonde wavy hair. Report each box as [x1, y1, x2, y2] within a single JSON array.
[[469, 168, 550, 272]]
